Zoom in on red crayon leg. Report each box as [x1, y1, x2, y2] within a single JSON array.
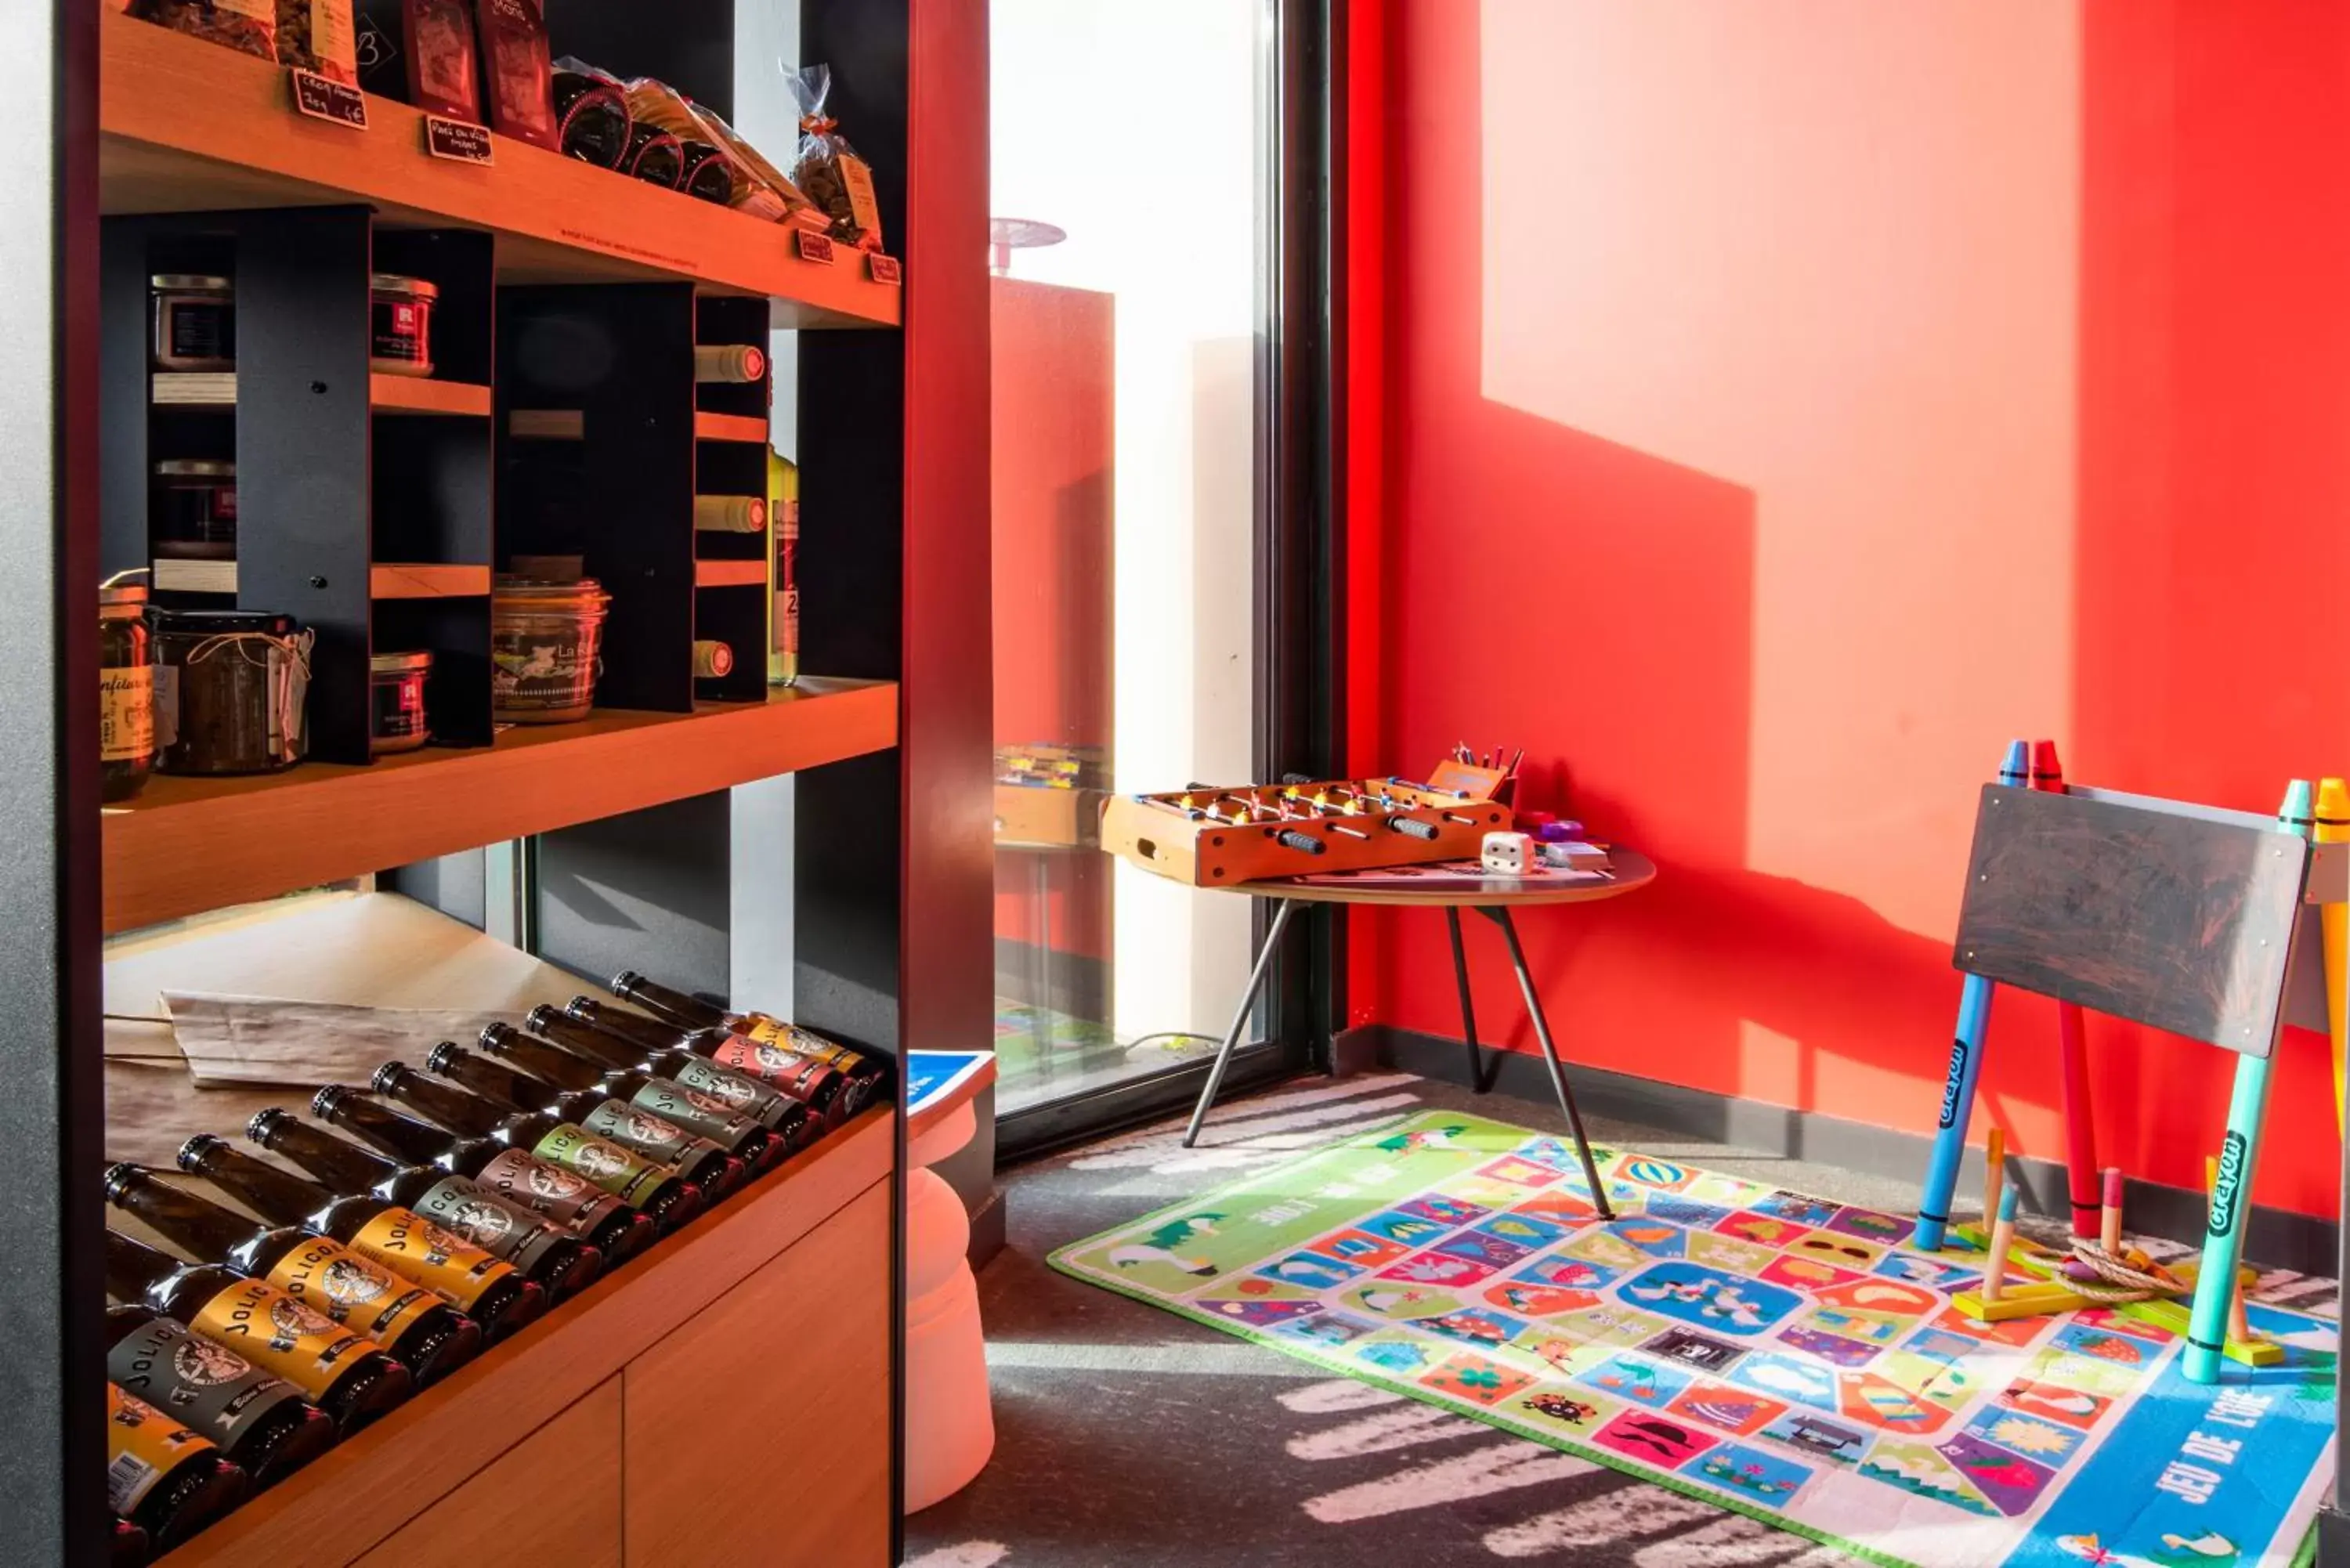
[[2033, 739, 2100, 1237]]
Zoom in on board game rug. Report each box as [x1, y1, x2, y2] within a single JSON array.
[[1048, 1109, 2337, 1567]]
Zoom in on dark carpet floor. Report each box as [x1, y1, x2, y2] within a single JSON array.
[[902, 1070, 2338, 1568]]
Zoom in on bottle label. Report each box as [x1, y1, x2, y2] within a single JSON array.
[[107, 1386, 216, 1517], [629, 1080, 757, 1149], [99, 666, 154, 763], [192, 1278, 372, 1400], [668, 1057, 794, 1129], [349, 1207, 516, 1313], [530, 1124, 670, 1208], [582, 1099, 712, 1167], [741, 1016, 866, 1072], [412, 1176, 565, 1274], [110, 1316, 307, 1451], [262, 1235, 442, 1346], [475, 1147, 625, 1230], [708, 1036, 836, 1102]]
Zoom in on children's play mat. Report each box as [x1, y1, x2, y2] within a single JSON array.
[[1051, 1110, 2337, 1567]]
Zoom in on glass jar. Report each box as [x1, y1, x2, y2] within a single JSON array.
[[369, 650, 433, 755], [150, 610, 312, 776], [99, 579, 154, 804], [150, 274, 235, 373], [150, 460, 237, 560], [369, 273, 438, 378], [492, 578, 611, 724]]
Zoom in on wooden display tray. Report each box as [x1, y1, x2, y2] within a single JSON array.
[[103, 678, 897, 934], [99, 9, 900, 329], [993, 782, 1101, 848], [157, 1107, 894, 1566]]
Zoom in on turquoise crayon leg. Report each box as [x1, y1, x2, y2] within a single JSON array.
[[2183, 1053, 2273, 1384], [1914, 974, 1997, 1251]]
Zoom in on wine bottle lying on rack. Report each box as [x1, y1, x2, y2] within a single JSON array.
[[104, 1230, 413, 1433], [311, 1085, 704, 1235], [374, 1060, 745, 1204], [107, 1301, 338, 1487], [433, 1039, 783, 1174], [479, 1019, 816, 1150], [106, 1382, 247, 1552], [609, 970, 895, 1095], [104, 1164, 486, 1383], [251, 1107, 652, 1269], [184, 1132, 601, 1308], [112, 1518, 149, 1568], [551, 999, 859, 1125]]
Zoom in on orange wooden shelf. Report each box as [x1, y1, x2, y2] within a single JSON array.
[[102, 677, 896, 934], [369, 562, 490, 598], [693, 410, 769, 443], [693, 558, 767, 588], [99, 9, 899, 330], [369, 374, 492, 417]]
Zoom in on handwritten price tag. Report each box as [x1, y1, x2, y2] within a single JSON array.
[[425, 117, 493, 165], [867, 255, 902, 286], [290, 69, 368, 130], [795, 230, 836, 265]]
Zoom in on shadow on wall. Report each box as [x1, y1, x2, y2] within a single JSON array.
[[1361, 0, 2350, 1218]]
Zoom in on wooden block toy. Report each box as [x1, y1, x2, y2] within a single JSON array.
[[1951, 1281, 2098, 1323], [1101, 768, 1513, 886]]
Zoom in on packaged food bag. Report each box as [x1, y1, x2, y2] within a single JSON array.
[[620, 78, 810, 223], [787, 63, 884, 251], [475, 0, 556, 150], [275, 0, 359, 83], [131, 0, 277, 63]]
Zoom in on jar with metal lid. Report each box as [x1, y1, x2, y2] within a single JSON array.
[[150, 609, 312, 776], [150, 275, 235, 373], [492, 577, 612, 724], [99, 576, 154, 803], [369, 273, 438, 378], [150, 460, 237, 560], [369, 650, 433, 755]]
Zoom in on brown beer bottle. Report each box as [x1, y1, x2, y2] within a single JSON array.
[[107, 1302, 337, 1487], [185, 1131, 587, 1317], [560, 997, 856, 1125], [104, 1164, 481, 1386], [434, 1042, 781, 1175], [105, 1382, 247, 1551], [103, 1229, 412, 1433], [610, 970, 893, 1097], [377, 1060, 743, 1203], [111, 1518, 150, 1567], [313, 1084, 703, 1235], [482, 1023, 813, 1149], [255, 1103, 650, 1270]]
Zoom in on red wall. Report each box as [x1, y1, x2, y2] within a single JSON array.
[[1354, 0, 2350, 1219]]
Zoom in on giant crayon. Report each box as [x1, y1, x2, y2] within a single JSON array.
[[2315, 777, 2348, 1135], [2182, 779, 2306, 1384], [1914, 739, 2030, 1251], [2033, 740, 2100, 1237]]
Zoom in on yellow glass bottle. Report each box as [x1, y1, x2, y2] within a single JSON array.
[[766, 446, 799, 687]]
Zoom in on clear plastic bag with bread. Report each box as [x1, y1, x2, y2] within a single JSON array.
[[786, 63, 884, 251]]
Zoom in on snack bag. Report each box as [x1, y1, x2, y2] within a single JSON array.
[[132, 0, 277, 63], [475, 0, 556, 150], [404, 0, 481, 120], [275, 0, 359, 83], [787, 63, 884, 251]]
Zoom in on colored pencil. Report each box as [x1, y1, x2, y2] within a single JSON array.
[[2316, 778, 2348, 1136], [1983, 1187, 2019, 1303], [1914, 739, 2030, 1251]]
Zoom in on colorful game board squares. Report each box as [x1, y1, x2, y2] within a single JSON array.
[[1666, 1380, 1787, 1437], [1962, 1405, 2084, 1466], [1875, 1349, 1979, 1413], [1484, 1281, 1602, 1318], [1513, 1330, 1607, 1379], [1686, 1231, 1779, 1277], [1357, 1209, 1451, 1247], [1781, 1230, 1889, 1270], [1692, 1441, 1811, 1505], [1560, 1227, 1650, 1272], [1603, 1218, 1689, 1260], [1355, 1335, 1434, 1375], [1799, 1304, 1908, 1346], [1369, 1122, 1477, 1157], [1760, 1254, 1864, 1293], [1821, 1206, 1914, 1245], [1515, 1388, 1615, 1433], [1376, 1250, 1498, 1286], [1774, 1324, 1880, 1368], [1813, 1277, 1939, 1319], [1513, 1136, 1589, 1175], [1591, 1407, 1717, 1469], [1440, 1176, 1540, 1212], [1621, 1262, 1803, 1335], [1550, 1303, 1670, 1349], [1854, 1438, 1998, 1517], [1271, 1310, 1380, 1349], [1433, 1229, 1535, 1270], [1936, 1429, 2055, 1517], [1716, 1210, 1811, 1248], [1513, 1189, 1602, 1227], [1473, 1154, 1564, 1189], [2019, 1343, 2139, 1403], [1420, 1350, 1535, 1406], [1758, 1410, 1867, 1465], [1836, 1371, 1953, 1434], [2071, 1305, 2171, 1343], [1419, 1306, 1528, 1349], [1928, 1303, 2044, 1348], [1575, 1351, 1695, 1409], [1900, 1326, 1990, 1366], [1643, 1328, 1748, 1374], [1252, 1252, 1365, 1291], [1198, 1295, 1325, 1328], [1872, 1251, 1981, 1292], [2048, 1321, 2158, 1371], [1312, 1228, 1413, 1268], [1729, 1352, 1840, 1413], [1644, 1195, 1734, 1230], [1750, 1190, 1842, 1227], [1398, 1192, 1492, 1227], [1611, 1154, 1697, 1193], [1343, 1283, 1459, 1321], [1473, 1210, 1574, 1249], [1511, 1253, 1622, 1292], [1686, 1172, 1776, 1209]]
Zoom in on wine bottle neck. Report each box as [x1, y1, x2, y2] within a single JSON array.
[[250, 1109, 401, 1191], [179, 1138, 334, 1227], [104, 1165, 263, 1259], [312, 1089, 456, 1167], [104, 1230, 179, 1301], [375, 1063, 508, 1137]]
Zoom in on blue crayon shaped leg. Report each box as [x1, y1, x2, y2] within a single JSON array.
[[2183, 1053, 2273, 1384], [1914, 974, 1997, 1251]]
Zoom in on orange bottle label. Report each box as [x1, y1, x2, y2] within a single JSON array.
[[349, 1206, 516, 1313], [191, 1277, 373, 1400], [262, 1234, 441, 1346], [107, 1383, 215, 1516]]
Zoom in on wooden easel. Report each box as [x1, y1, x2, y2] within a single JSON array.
[[1914, 751, 2347, 1385]]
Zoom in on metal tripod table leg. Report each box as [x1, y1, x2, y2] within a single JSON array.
[[1477, 905, 1614, 1220], [1448, 907, 1502, 1093], [1181, 899, 1298, 1148]]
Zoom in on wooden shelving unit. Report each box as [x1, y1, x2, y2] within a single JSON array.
[[101, 677, 897, 934], [693, 409, 771, 443], [367, 375, 493, 417], [96, 10, 900, 329], [694, 558, 768, 589], [368, 562, 492, 599]]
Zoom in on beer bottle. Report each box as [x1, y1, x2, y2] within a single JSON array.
[[609, 970, 892, 1096], [103, 1229, 412, 1433], [105, 1382, 247, 1551], [377, 1060, 743, 1203], [436, 1041, 780, 1174], [112, 1518, 150, 1568], [313, 1084, 703, 1235], [107, 1302, 336, 1487], [489, 1021, 813, 1150], [104, 1164, 481, 1386], [182, 1133, 568, 1326], [561, 997, 856, 1125], [253, 1104, 648, 1270]]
